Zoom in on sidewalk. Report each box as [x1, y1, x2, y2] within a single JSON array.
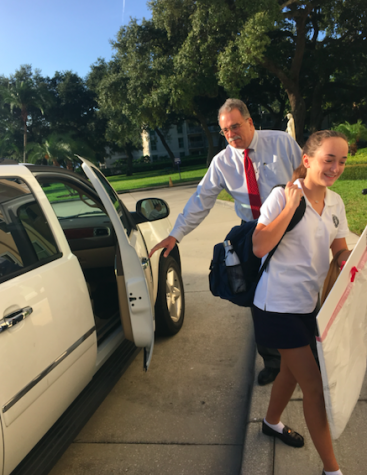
[[241, 231, 366, 475]]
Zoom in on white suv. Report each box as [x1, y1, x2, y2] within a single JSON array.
[[0, 158, 184, 475]]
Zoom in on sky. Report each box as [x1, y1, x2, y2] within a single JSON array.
[[0, 0, 152, 79]]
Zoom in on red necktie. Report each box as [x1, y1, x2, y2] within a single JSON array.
[[244, 149, 261, 219]]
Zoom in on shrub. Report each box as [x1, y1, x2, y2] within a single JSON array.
[[333, 121, 367, 155], [340, 164, 367, 180]]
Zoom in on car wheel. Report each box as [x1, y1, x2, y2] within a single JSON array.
[[155, 256, 185, 336]]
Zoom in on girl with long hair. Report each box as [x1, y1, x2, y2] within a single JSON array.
[[252, 130, 351, 475]]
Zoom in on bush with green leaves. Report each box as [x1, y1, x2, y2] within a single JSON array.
[[333, 120, 367, 155]]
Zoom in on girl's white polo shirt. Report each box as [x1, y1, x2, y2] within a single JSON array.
[[253, 179, 349, 314]]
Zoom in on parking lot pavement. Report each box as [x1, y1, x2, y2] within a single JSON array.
[[49, 185, 257, 475]]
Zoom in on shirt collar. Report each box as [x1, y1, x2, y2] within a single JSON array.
[[294, 178, 338, 207], [324, 188, 339, 206], [247, 130, 258, 151]]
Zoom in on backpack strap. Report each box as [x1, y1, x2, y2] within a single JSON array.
[[274, 184, 306, 233], [256, 185, 306, 281]]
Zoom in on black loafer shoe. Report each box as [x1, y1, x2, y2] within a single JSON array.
[[257, 367, 280, 386], [262, 421, 304, 448]]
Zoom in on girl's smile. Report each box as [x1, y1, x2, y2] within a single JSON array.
[[303, 137, 348, 188]]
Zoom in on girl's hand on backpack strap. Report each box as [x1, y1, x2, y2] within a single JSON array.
[[285, 181, 303, 210], [253, 183, 303, 258]]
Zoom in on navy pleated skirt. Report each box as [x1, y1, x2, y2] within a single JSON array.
[[252, 305, 318, 349]]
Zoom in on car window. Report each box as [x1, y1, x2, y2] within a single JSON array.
[[88, 167, 132, 235], [39, 180, 107, 220], [0, 177, 61, 284]]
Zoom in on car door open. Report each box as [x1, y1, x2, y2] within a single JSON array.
[[79, 157, 154, 370]]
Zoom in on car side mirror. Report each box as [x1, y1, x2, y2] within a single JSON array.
[[136, 198, 170, 222]]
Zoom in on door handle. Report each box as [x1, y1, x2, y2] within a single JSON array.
[[141, 257, 149, 270], [0, 306, 33, 333]]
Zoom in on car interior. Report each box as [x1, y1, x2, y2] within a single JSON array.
[[35, 174, 125, 345], [0, 178, 61, 283]]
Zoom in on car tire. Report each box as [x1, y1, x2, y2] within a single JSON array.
[[155, 256, 185, 336]]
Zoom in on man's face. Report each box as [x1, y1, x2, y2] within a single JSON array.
[[219, 109, 255, 149]]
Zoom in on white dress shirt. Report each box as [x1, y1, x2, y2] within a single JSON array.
[[253, 179, 349, 314], [170, 130, 302, 242]]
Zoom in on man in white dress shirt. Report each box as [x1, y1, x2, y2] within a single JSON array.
[[149, 98, 302, 385]]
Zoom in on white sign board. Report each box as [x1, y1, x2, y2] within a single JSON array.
[[317, 224, 367, 439]]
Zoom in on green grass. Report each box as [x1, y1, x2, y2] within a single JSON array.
[[107, 165, 207, 192], [218, 183, 367, 236], [330, 180, 367, 235], [217, 190, 234, 202], [39, 182, 82, 203]]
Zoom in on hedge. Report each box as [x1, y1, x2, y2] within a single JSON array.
[[340, 164, 367, 180]]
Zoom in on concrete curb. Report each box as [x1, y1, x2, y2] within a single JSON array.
[[238, 334, 258, 473]]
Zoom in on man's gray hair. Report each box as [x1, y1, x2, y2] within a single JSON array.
[[218, 99, 251, 122]]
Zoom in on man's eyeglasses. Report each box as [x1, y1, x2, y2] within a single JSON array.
[[219, 123, 243, 136]]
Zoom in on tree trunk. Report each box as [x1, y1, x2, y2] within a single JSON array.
[[215, 134, 226, 155], [23, 121, 27, 163], [154, 128, 175, 166], [66, 160, 74, 171], [194, 110, 215, 166], [260, 59, 306, 144], [259, 4, 313, 146], [309, 81, 325, 133], [266, 100, 286, 130], [285, 88, 306, 146]]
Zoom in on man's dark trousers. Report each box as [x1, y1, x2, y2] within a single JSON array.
[[257, 343, 281, 369]]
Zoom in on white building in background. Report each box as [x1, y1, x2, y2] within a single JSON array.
[[100, 148, 142, 170], [100, 121, 221, 169], [149, 121, 221, 160]]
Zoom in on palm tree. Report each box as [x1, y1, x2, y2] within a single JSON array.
[[27, 133, 95, 169], [334, 120, 367, 156], [0, 111, 22, 161], [1, 79, 46, 162], [0, 132, 21, 160]]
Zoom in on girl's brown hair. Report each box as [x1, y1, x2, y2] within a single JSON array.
[[292, 130, 348, 181]]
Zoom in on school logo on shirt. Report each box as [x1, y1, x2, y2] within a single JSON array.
[[332, 215, 339, 228]]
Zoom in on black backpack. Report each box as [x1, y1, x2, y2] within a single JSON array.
[[209, 187, 306, 307]]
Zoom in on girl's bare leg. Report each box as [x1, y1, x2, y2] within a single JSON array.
[[265, 356, 297, 424], [272, 346, 338, 472]]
